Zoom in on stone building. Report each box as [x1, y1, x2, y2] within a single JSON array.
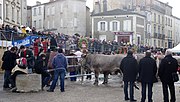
[[92, 9, 145, 45], [31, 1, 45, 31], [27, 6, 32, 27], [92, 0, 179, 48], [173, 16, 180, 46], [3, 0, 27, 26], [44, 0, 86, 36], [86, 6, 91, 37], [0, 0, 3, 24]]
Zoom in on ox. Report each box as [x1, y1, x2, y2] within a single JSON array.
[[81, 54, 146, 85]]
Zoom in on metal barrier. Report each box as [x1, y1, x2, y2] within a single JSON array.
[[65, 55, 93, 84]]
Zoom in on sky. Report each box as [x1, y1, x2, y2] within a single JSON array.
[[28, 0, 180, 18]]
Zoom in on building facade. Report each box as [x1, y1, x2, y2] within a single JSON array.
[[92, 9, 145, 45], [44, 0, 86, 36], [0, 0, 3, 24], [3, 0, 27, 26], [86, 6, 91, 37], [27, 6, 32, 27], [173, 16, 180, 46], [21, 0, 27, 26], [93, 0, 177, 48], [31, 1, 44, 31]]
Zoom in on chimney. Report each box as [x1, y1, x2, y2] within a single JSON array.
[[36, 1, 41, 5], [94, 1, 101, 14], [103, 0, 107, 12]]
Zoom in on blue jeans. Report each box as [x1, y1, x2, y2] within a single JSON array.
[[70, 71, 77, 81], [141, 82, 153, 102], [124, 81, 135, 100], [3, 70, 11, 88], [50, 69, 66, 92]]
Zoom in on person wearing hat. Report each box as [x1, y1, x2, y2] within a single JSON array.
[[120, 50, 138, 101]]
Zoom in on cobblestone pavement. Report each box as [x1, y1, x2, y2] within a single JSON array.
[[0, 74, 180, 102]]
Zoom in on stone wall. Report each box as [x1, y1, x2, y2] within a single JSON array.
[[16, 74, 42, 92]]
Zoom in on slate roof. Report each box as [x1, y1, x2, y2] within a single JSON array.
[[92, 9, 145, 17]]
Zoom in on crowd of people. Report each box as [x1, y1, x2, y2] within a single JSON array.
[[0, 24, 170, 56]]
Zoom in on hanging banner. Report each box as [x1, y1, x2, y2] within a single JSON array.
[[12, 35, 39, 47]]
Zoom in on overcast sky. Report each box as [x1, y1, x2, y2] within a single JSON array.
[[28, 0, 180, 18]]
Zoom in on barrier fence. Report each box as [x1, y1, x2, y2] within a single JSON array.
[[64, 55, 94, 84]]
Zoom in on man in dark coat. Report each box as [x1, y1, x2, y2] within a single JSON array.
[[138, 51, 157, 102], [34, 53, 51, 90], [158, 50, 178, 102], [120, 50, 138, 101], [1, 47, 17, 89]]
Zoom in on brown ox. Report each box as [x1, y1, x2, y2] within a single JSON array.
[[81, 54, 146, 85]]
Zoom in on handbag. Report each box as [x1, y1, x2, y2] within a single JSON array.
[[172, 72, 179, 82]]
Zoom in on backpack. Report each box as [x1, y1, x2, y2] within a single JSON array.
[[17, 57, 27, 69]]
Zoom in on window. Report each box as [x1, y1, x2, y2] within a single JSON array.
[[34, 8, 37, 16], [0, 4, 2, 19], [158, 40, 160, 46], [147, 13, 151, 21], [158, 15, 160, 24], [52, 20, 55, 28], [12, 7, 15, 21], [60, 4, 63, 13], [98, 21, 108, 31], [147, 24, 151, 33], [47, 8, 50, 15], [47, 21, 50, 29], [123, 20, 131, 31], [5, 4, 9, 19], [17, 10, 19, 23], [158, 26, 160, 34], [110, 21, 120, 31], [154, 24, 156, 33], [51, 6, 55, 15], [39, 19, 42, 28], [154, 13, 156, 23], [74, 18, 77, 27], [34, 20, 36, 28], [168, 18, 170, 26], [39, 7, 41, 15], [154, 40, 156, 47], [112, 22, 118, 31], [60, 19, 63, 27]]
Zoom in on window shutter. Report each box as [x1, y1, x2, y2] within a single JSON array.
[[128, 20, 131, 31], [105, 22, 108, 31], [117, 21, 120, 31], [110, 21, 112, 31], [97, 22, 100, 31]]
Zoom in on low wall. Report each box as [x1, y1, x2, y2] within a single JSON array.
[[16, 74, 42, 92]]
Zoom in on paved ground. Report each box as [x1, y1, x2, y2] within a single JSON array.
[[0, 74, 180, 102]]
